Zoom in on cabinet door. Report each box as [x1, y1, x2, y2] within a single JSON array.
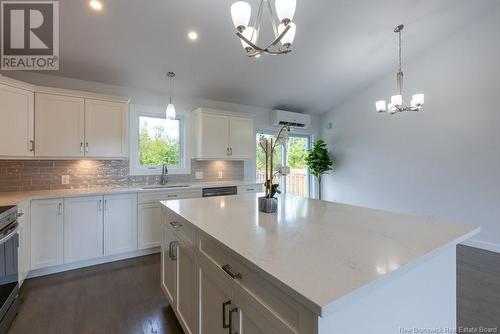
[[197, 113, 230, 159], [233, 288, 296, 334], [177, 240, 198, 334], [104, 193, 138, 255], [63, 196, 104, 263], [35, 93, 85, 157], [161, 225, 177, 305], [0, 84, 34, 157], [31, 199, 64, 270], [85, 99, 128, 158], [229, 116, 254, 159], [17, 202, 31, 285], [138, 203, 162, 249], [199, 256, 233, 334]]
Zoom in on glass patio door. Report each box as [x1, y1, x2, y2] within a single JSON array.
[[256, 133, 311, 197]]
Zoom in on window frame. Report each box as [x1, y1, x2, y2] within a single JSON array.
[[129, 105, 191, 176]]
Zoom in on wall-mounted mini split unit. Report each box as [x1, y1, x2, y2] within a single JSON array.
[[271, 110, 310, 129]]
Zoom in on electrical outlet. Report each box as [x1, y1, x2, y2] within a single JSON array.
[[195, 171, 203, 180], [61, 175, 70, 185], [218, 171, 223, 179]]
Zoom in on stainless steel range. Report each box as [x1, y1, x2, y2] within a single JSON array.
[[0, 206, 19, 334]]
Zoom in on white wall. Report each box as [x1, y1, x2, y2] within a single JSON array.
[[320, 8, 500, 253], [5, 72, 321, 181]]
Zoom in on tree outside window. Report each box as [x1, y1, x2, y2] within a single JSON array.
[[139, 116, 181, 167]]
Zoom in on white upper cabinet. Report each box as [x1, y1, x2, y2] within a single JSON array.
[[35, 93, 85, 157], [85, 99, 128, 158], [0, 81, 34, 157], [193, 108, 254, 160], [228, 116, 254, 159]]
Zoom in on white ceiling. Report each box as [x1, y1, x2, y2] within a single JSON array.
[[19, 0, 497, 114]]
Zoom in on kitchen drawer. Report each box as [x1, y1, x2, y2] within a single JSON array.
[[198, 234, 313, 332], [138, 189, 202, 204], [237, 184, 262, 194], [163, 209, 196, 246]]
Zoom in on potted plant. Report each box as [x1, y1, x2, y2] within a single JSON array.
[[305, 139, 333, 200], [258, 126, 290, 213]]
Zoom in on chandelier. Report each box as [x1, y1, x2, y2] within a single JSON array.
[[376, 24, 424, 114], [230, 0, 297, 58]]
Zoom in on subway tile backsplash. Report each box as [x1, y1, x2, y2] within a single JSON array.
[[0, 159, 244, 192]]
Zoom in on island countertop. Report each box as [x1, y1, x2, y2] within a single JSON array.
[[162, 193, 479, 316]]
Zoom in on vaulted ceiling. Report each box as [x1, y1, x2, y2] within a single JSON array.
[[12, 0, 497, 114]]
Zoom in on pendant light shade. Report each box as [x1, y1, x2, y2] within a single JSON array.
[[278, 22, 296, 47], [231, 1, 251, 30], [166, 103, 176, 120], [275, 0, 296, 23], [166, 72, 176, 120]]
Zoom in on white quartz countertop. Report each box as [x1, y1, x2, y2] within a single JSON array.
[[0, 180, 260, 206], [162, 194, 479, 316]]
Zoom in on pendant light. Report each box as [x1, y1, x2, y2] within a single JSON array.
[[166, 72, 176, 120], [376, 25, 424, 114]]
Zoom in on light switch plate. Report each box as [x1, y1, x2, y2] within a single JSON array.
[[195, 171, 203, 180], [218, 171, 223, 179], [61, 175, 70, 185]]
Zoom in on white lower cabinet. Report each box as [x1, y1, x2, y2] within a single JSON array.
[[17, 202, 31, 285], [161, 225, 177, 304], [30, 199, 64, 270], [139, 203, 162, 249], [104, 193, 138, 255], [176, 239, 198, 334], [63, 196, 104, 263]]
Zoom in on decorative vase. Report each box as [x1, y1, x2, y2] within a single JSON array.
[[258, 197, 278, 213]]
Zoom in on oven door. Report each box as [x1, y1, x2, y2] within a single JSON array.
[[0, 222, 19, 327]]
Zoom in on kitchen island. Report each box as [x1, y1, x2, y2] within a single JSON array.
[[160, 193, 479, 334]]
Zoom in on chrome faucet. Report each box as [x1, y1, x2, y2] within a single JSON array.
[[161, 163, 169, 185]]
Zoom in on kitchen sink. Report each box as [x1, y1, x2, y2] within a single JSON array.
[[141, 184, 191, 190]]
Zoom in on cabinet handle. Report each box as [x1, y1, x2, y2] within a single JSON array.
[[168, 241, 178, 260], [58, 203, 63, 215], [80, 142, 83, 153], [246, 188, 255, 191], [229, 148, 233, 156], [29, 140, 35, 152], [104, 199, 107, 211], [85, 142, 89, 153], [98, 199, 102, 211], [222, 300, 231, 329], [222, 264, 242, 280], [229, 307, 238, 334], [167, 194, 177, 198], [170, 221, 182, 228]]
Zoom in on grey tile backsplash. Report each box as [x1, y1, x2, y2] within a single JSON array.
[[0, 159, 244, 192]]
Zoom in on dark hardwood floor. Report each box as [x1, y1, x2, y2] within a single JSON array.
[[8, 246, 500, 333], [9, 254, 184, 334]]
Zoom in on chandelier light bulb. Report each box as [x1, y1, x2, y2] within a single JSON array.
[[231, 1, 251, 31], [275, 0, 296, 23], [376, 101, 387, 112], [278, 22, 296, 47]]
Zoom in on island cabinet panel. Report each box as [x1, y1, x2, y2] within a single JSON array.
[[161, 225, 177, 305], [176, 240, 198, 334], [198, 256, 233, 334], [103, 193, 138, 255], [30, 199, 64, 270], [63, 196, 104, 263]]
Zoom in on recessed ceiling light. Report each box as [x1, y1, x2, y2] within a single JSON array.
[[187, 31, 198, 41], [89, 0, 103, 11]]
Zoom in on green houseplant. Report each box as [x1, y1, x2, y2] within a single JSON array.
[[305, 139, 333, 200]]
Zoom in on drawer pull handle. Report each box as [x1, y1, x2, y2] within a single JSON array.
[[247, 188, 255, 191], [170, 221, 182, 228], [167, 194, 177, 198], [168, 241, 178, 260], [222, 300, 231, 329], [222, 264, 242, 280]]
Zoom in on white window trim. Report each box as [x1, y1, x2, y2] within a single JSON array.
[[129, 104, 192, 176]]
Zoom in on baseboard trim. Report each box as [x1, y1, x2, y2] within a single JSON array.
[[460, 239, 500, 254], [27, 247, 161, 279]]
